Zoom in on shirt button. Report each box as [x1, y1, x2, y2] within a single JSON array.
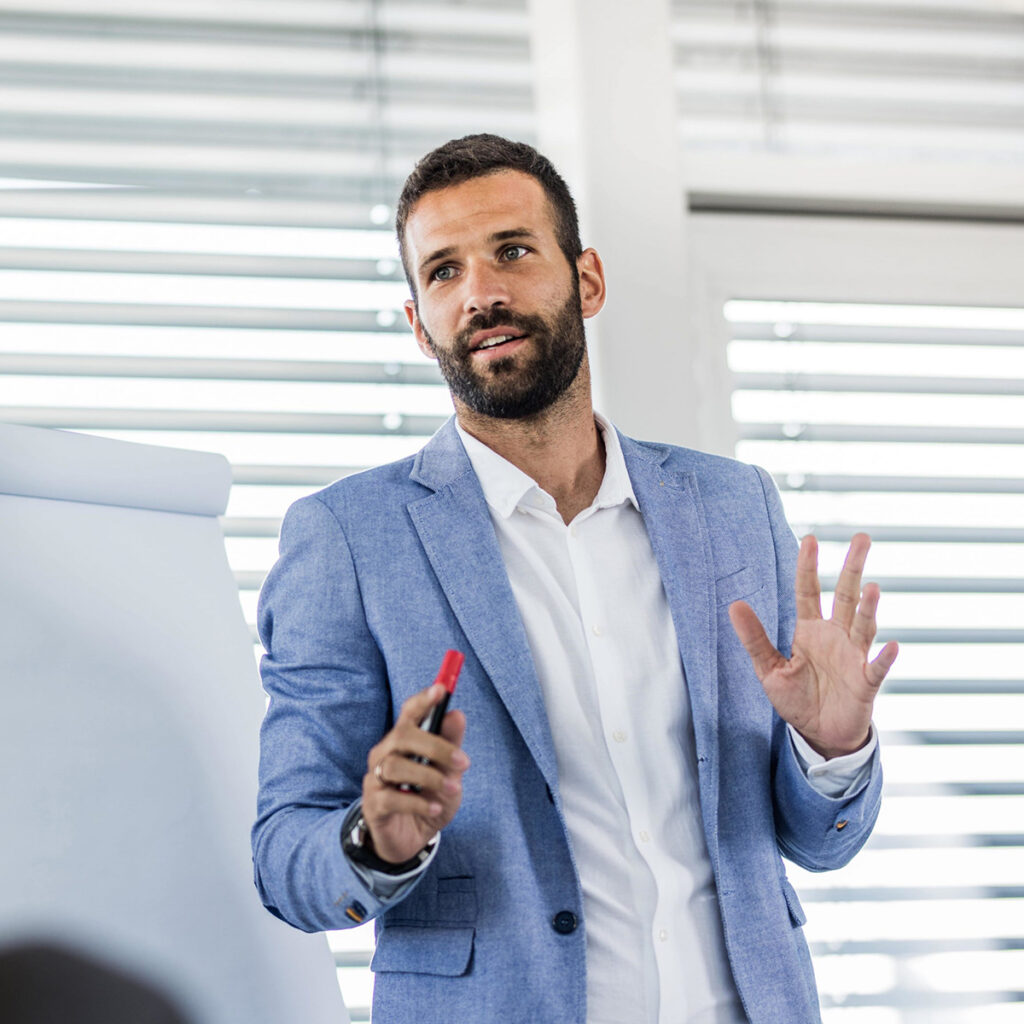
[[638, 830, 651, 843], [658, 929, 668, 942], [552, 910, 578, 934], [592, 624, 602, 636], [612, 730, 627, 743]]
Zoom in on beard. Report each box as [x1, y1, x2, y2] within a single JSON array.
[[420, 280, 587, 420]]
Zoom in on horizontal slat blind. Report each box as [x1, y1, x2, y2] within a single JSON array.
[[0, 0, 531, 198], [726, 299, 1024, 1022], [0, 2, 534, 1019], [672, 0, 1024, 162]]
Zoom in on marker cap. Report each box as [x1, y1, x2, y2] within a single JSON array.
[[434, 649, 464, 694]]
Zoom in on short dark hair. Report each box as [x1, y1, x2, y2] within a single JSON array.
[[396, 134, 583, 292]]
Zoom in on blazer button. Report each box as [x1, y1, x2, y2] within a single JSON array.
[[552, 910, 578, 934]]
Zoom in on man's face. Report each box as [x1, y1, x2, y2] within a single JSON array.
[[402, 170, 602, 420]]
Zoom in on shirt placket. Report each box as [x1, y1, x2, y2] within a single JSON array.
[[568, 507, 672, 1017]]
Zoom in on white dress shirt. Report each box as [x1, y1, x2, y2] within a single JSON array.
[[454, 416, 875, 1024]]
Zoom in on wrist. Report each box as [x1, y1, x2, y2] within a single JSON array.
[[800, 728, 871, 761], [342, 813, 434, 875]]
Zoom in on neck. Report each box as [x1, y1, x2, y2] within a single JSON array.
[[455, 362, 605, 524]]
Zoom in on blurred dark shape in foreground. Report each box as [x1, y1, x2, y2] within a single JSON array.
[[0, 942, 192, 1024]]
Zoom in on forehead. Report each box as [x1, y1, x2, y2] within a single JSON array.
[[403, 170, 557, 261]]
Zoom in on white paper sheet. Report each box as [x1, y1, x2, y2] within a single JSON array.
[[0, 423, 347, 1024], [0, 422, 231, 515]]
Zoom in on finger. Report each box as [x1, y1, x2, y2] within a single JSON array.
[[364, 750, 464, 811], [375, 753, 455, 797], [729, 600, 785, 681], [371, 750, 397, 789], [396, 683, 447, 726], [850, 581, 880, 651], [440, 708, 467, 751], [363, 783, 447, 823], [831, 532, 870, 631], [866, 640, 899, 688], [389, 719, 468, 770], [367, 755, 465, 816], [795, 534, 823, 621]]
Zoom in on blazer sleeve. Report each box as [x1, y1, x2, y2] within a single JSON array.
[[251, 493, 425, 931], [757, 466, 884, 872]]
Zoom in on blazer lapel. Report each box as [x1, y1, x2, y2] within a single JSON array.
[[620, 434, 721, 847], [407, 421, 559, 791]]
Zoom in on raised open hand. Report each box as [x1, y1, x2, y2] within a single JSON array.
[[728, 533, 898, 759]]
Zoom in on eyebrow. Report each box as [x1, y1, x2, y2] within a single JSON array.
[[417, 228, 540, 279], [490, 227, 538, 244]]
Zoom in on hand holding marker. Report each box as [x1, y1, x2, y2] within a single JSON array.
[[399, 649, 464, 792]]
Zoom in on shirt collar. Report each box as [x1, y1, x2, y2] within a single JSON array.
[[455, 412, 639, 521]]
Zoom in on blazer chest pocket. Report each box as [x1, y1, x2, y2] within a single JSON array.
[[371, 925, 475, 977], [715, 565, 764, 607]]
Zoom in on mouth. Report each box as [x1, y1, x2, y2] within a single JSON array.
[[471, 331, 528, 355]]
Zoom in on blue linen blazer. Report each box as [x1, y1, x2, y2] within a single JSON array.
[[252, 419, 882, 1024]]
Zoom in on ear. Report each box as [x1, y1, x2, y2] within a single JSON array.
[[404, 298, 436, 360], [576, 248, 606, 320]]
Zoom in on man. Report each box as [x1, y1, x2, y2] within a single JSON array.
[[252, 134, 898, 1024]]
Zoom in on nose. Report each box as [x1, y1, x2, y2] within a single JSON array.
[[461, 259, 511, 316]]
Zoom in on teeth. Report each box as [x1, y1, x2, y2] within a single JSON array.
[[477, 334, 515, 349]]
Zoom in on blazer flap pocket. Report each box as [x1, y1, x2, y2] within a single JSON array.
[[371, 925, 475, 977], [715, 565, 763, 606], [781, 878, 807, 927], [387, 873, 477, 927]]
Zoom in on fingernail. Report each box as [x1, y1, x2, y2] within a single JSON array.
[[451, 750, 470, 769], [443, 777, 461, 795], [429, 802, 443, 816]]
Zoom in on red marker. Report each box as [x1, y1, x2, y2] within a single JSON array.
[[419, 649, 464, 734], [400, 650, 464, 791]]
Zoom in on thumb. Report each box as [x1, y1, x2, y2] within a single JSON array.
[[729, 600, 783, 681]]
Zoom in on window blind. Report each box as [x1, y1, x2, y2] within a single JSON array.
[[671, 0, 1024, 218], [672, 0, 1024, 162], [726, 299, 1024, 1022]]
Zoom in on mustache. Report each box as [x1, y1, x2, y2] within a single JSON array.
[[453, 309, 548, 354]]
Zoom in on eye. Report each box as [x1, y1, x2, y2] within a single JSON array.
[[430, 264, 456, 282], [500, 244, 529, 262]]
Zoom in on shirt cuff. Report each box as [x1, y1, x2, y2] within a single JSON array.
[[788, 723, 878, 799], [340, 801, 441, 900]]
